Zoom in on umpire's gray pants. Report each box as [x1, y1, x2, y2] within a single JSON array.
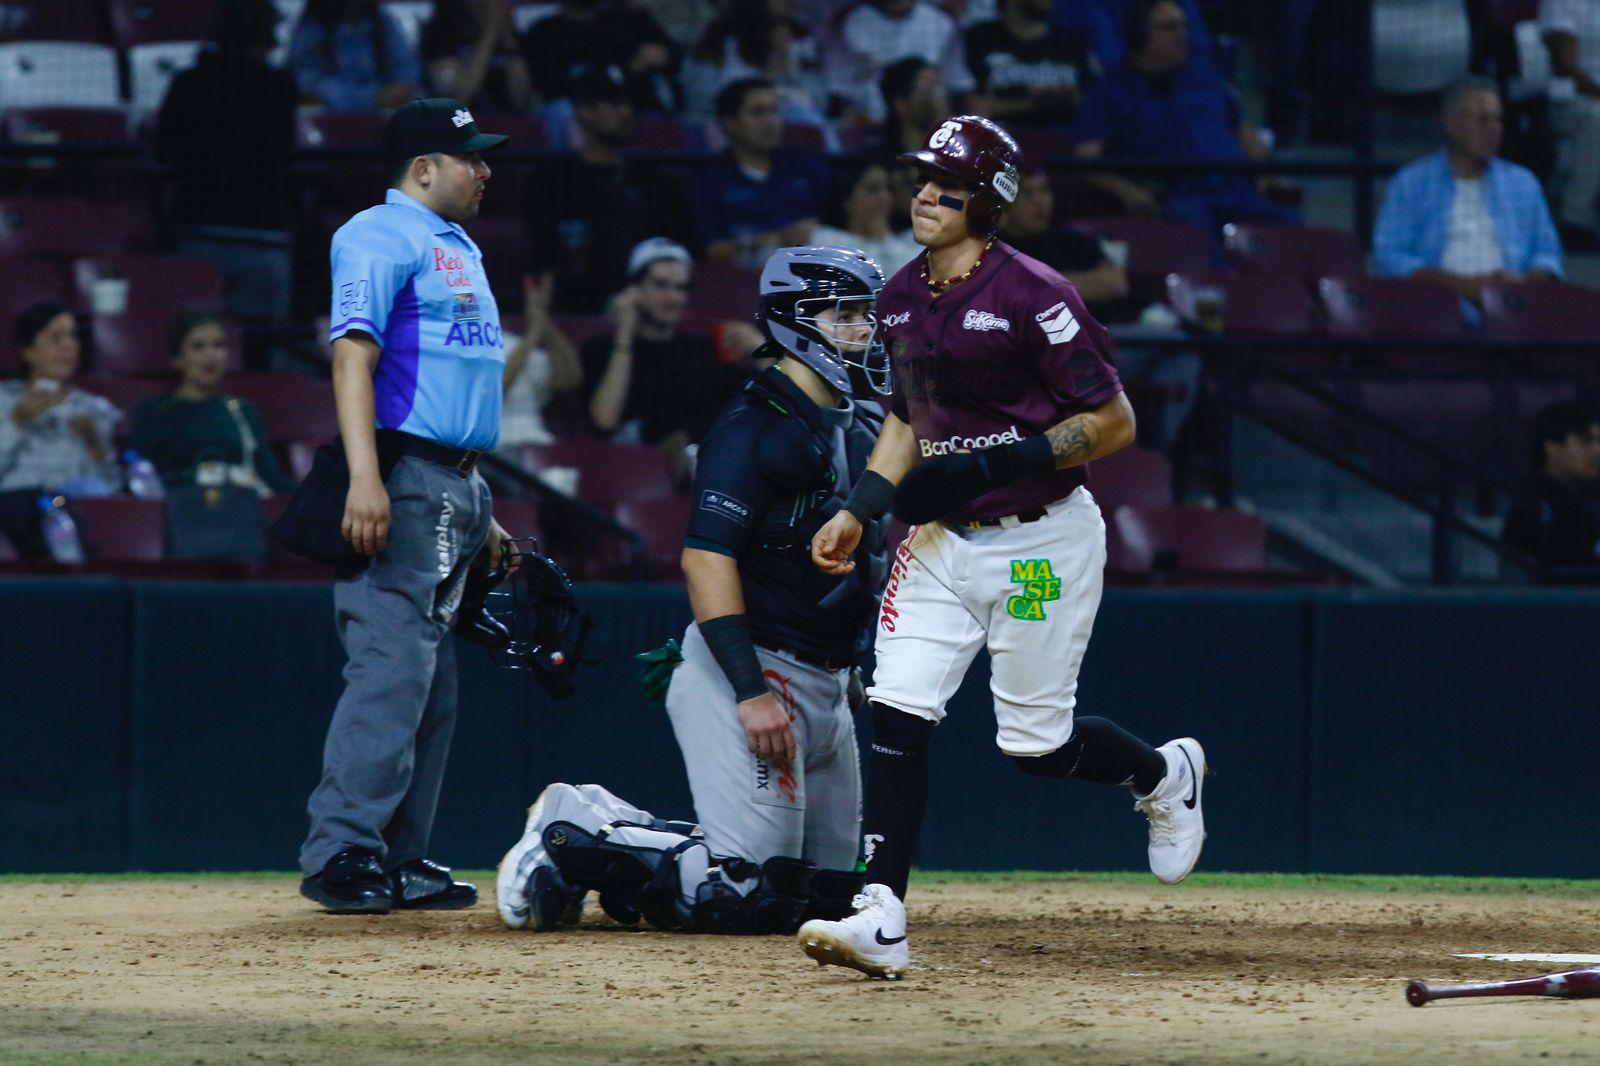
[[299, 456, 492, 876], [664, 623, 861, 873]]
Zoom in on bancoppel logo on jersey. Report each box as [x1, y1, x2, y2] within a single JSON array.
[[962, 309, 1010, 332], [1036, 301, 1081, 345], [699, 489, 750, 527], [882, 310, 911, 328], [919, 425, 1022, 457]]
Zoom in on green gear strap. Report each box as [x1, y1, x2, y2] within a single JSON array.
[[635, 638, 685, 703]]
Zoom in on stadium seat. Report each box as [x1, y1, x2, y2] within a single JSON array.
[[0, 42, 120, 109], [0, 198, 139, 258], [296, 110, 384, 151], [1223, 224, 1365, 281], [1087, 446, 1173, 515], [474, 111, 546, 150], [110, 0, 217, 45], [1010, 124, 1073, 162], [1073, 217, 1212, 303], [518, 441, 675, 507], [1108, 503, 1269, 574], [2, 106, 131, 146], [1164, 272, 1318, 335], [74, 253, 225, 320], [227, 373, 338, 444], [65, 497, 166, 561], [1479, 282, 1600, 341], [0, 256, 72, 375], [549, 314, 612, 349], [89, 307, 243, 378], [692, 261, 762, 320], [0, 4, 109, 41], [629, 114, 700, 152], [614, 495, 690, 581], [1318, 277, 1466, 339], [126, 41, 204, 118], [491, 494, 543, 543]]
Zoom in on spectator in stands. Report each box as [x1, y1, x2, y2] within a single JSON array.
[[0, 303, 119, 501], [129, 312, 295, 494], [1542, 1, 1600, 244], [525, 64, 676, 312], [693, 79, 825, 267], [289, 0, 423, 112], [583, 239, 746, 476], [1063, 0, 1213, 71], [421, 0, 532, 112], [520, 0, 679, 112], [965, 0, 1096, 127], [1372, 79, 1563, 305], [155, 0, 297, 318], [1000, 169, 1130, 310], [1503, 399, 1600, 582], [1071, 0, 1298, 251], [687, 0, 828, 125], [811, 159, 924, 273], [498, 275, 584, 452], [881, 57, 951, 157], [826, 0, 976, 122]]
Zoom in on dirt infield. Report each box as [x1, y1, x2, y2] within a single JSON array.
[[2, 873, 1598, 1064]]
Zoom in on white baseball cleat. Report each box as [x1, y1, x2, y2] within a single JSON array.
[[497, 785, 584, 930], [797, 883, 910, 979], [1134, 737, 1207, 885]]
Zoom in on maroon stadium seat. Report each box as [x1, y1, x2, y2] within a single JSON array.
[[518, 441, 675, 507], [109, 0, 217, 45], [227, 373, 338, 444], [1011, 124, 1073, 162], [1108, 504, 1269, 574], [1479, 282, 1600, 340], [88, 309, 235, 377], [1165, 272, 1317, 335], [615, 496, 689, 581], [1073, 217, 1211, 303], [0, 4, 109, 41], [1087, 446, 1172, 515], [297, 111, 384, 151], [1317, 276, 1464, 338], [0, 198, 138, 258], [3, 106, 130, 145], [1223, 223, 1364, 280], [74, 253, 224, 318], [66, 497, 165, 561], [692, 261, 761, 320]]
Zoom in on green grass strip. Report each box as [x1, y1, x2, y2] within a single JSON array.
[[3, 868, 1600, 896]]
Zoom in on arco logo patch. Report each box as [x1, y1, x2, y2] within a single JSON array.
[[1007, 558, 1061, 620]]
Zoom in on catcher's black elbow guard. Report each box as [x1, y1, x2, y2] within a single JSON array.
[[843, 470, 894, 524]]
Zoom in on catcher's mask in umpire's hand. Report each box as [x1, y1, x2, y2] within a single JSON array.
[[455, 538, 602, 699]]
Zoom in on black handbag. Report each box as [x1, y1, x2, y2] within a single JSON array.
[[269, 435, 403, 566], [164, 398, 267, 560]]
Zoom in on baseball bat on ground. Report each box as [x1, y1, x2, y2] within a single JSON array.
[[1406, 966, 1600, 1006]]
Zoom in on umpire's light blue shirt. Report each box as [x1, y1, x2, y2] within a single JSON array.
[[329, 188, 503, 451]]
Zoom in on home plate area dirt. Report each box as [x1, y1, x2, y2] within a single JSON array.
[[2, 874, 1598, 1063]]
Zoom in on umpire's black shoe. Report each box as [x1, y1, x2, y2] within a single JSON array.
[[389, 858, 478, 910], [301, 847, 393, 914]]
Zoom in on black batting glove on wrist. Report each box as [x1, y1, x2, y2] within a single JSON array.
[[891, 436, 1055, 524]]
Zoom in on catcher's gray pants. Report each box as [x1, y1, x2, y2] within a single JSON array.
[[663, 622, 861, 873], [299, 456, 492, 876]]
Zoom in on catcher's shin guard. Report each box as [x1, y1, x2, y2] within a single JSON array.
[[805, 867, 868, 922], [689, 856, 816, 935], [541, 821, 692, 930]]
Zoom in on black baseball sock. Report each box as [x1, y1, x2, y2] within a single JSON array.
[[861, 701, 935, 900], [1011, 716, 1167, 795]]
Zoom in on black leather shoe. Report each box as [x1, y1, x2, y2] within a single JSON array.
[[301, 847, 393, 914], [389, 858, 478, 910]]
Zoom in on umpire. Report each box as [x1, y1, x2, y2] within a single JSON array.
[[299, 99, 511, 913]]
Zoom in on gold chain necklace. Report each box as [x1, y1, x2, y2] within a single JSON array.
[[921, 238, 996, 294]]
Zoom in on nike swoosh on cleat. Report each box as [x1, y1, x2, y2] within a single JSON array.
[[875, 929, 907, 945], [1179, 748, 1198, 810]]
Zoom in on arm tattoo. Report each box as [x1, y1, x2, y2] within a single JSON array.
[[1046, 415, 1100, 469]]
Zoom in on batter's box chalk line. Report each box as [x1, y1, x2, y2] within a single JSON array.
[[1456, 953, 1600, 964]]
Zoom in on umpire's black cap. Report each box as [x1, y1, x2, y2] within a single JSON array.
[[384, 98, 508, 167]]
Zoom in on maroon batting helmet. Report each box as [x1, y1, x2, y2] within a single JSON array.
[[898, 115, 1023, 236]]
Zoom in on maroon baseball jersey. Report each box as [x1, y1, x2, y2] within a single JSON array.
[[882, 241, 1124, 521]]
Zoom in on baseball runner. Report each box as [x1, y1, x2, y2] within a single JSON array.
[[298, 100, 511, 914], [799, 115, 1206, 978], [495, 247, 895, 934]]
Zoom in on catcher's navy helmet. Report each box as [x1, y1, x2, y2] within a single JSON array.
[[757, 246, 890, 398]]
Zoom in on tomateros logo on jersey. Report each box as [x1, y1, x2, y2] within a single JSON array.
[[918, 425, 1022, 456], [962, 309, 1010, 332]]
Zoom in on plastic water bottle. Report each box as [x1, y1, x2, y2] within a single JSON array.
[[122, 449, 165, 500], [38, 496, 85, 564]]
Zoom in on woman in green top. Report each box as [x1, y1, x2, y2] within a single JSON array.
[[130, 312, 297, 493]]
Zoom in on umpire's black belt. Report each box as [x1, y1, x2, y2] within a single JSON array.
[[376, 428, 482, 475], [753, 637, 852, 672], [959, 504, 1048, 530]]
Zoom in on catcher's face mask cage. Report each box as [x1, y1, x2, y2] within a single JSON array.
[[759, 248, 891, 399], [793, 292, 891, 397], [483, 538, 601, 699]]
